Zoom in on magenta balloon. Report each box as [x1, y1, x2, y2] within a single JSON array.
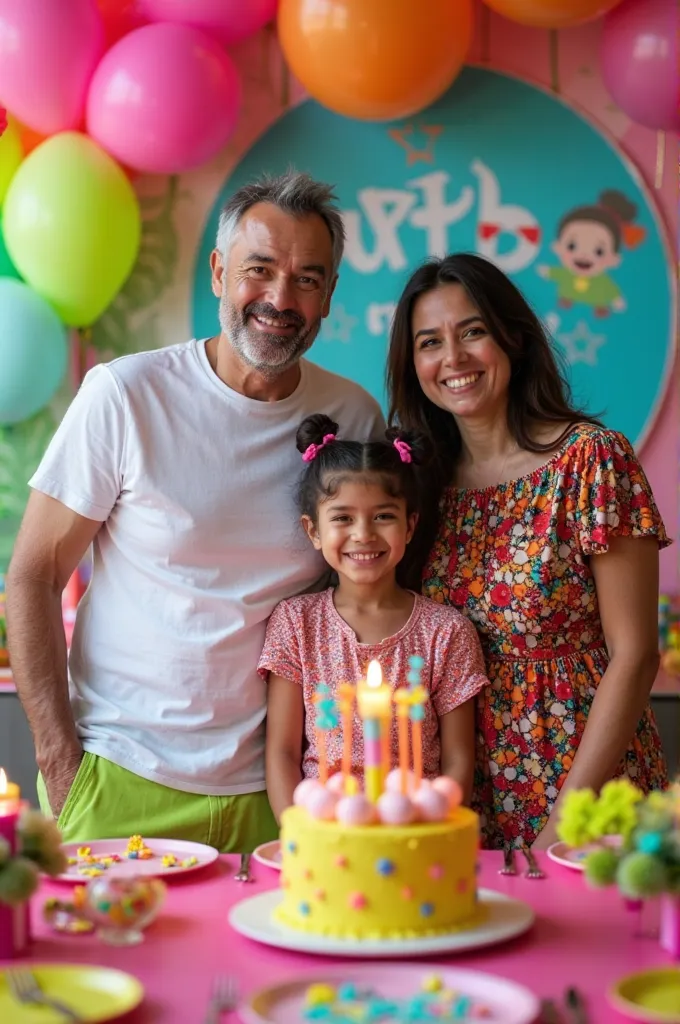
[[601, 0, 679, 132], [0, 0, 104, 135], [137, 0, 278, 45], [86, 23, 241, 174]]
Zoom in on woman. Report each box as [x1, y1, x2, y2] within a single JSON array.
[[387, 253, 669, 851]]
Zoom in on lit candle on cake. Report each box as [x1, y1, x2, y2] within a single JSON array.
[[407, 656, 428, 791], [0, 768, 21, 848], [337, 682, 356, 792], [357, 660, 391, 803], [313, 684, 339, 785], [393, 688, 412, 795]]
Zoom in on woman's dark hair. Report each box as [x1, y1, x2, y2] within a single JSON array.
[[387, 252, 600, 485], [558, 189, 637, 252], [386, 252, 602, 578], [296, 414, 430, 525]]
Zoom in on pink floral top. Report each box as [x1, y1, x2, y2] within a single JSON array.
[[258, 588, 488, 781]]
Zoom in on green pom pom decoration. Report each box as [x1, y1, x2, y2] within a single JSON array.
[[616, 852, 668, 899], [584, 847, 619, 887], [0, 857, 40, 905]]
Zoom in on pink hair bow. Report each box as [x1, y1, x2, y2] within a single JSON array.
[[393, 439, 412, 463], [302, 433, 336, 462]]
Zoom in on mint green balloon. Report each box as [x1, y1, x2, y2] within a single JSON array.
[[3, 132, 141, 326], [0, 215, 21, 280], [0, 279, 68, 425]]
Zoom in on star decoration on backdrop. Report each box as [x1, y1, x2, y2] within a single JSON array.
[[556, 320, 607, 367], [387, 124, 444, 166], [320, 304, 358, 345]]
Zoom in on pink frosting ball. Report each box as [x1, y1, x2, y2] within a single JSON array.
[[326, 772, 360, 796], [385, 768, 416, 795], [336, 794, 377, 827], [413, 785, 450, 822], [432, 776, 463, 810], [305, 787, 338, 821], [293, 778, 324, 807], [377, 791, 418, 826]]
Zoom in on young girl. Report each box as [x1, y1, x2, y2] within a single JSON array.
[[259, 414, 489, 823]]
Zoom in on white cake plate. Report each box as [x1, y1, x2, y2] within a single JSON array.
[[228, 888, 534, 958]]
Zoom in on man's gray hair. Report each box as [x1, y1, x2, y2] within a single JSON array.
[[215, 169, 345, 278]]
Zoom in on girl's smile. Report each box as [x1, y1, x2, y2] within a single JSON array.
[[303, 479, 417, 586]]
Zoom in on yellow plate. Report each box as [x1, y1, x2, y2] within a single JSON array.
[[0, 963, 144, 1023], [609, 967, 680, 1023]]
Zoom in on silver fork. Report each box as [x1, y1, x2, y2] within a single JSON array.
[[521, 843, 546, 880], [233, 852, 252, 882], [6, 968, 83, 1021], [203, 975, 239, 1023], [499, 844, 517, 875]]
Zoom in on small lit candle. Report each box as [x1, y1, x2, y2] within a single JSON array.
[[357, 660, 391, 803], [337, 682, 356, 791], [0, 768, 22, 853], [0, 768, 20, 808]]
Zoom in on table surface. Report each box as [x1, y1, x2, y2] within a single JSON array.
[[4, 850, 675, 1023]]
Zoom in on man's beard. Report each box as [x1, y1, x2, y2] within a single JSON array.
[[219, 295, 321, 378]]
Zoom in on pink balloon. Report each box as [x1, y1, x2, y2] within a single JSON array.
[[601, 0, 679, 132], [137, 0, 278, 46], [86, 23, 241, 174], [0, 0, 104, 135]]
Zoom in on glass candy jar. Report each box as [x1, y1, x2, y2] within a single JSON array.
[[83, 875, 165, 946]]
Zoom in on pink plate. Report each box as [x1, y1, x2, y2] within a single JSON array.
[[252, 841, 281, 871], [547, 836, 622, 873], [240, 963, 540, 1024], [54, 838, 219, 883]]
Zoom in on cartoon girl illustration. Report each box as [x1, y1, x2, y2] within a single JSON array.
[[537, 190, 645, 317]]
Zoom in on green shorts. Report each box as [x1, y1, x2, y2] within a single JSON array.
[[37, 752, 278, 854]]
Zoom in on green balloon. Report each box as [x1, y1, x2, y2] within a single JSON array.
[[3, 132, 141, 327], [0, 215, 21, 280], [0, 120, 23, 207]]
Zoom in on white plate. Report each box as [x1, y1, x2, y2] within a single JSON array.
[[252, 840, 281, 871], [547, 836, 622, 873], [241, 963, 540, 1024], [55, 837, 219, 883], [229, 888, 534, 958]]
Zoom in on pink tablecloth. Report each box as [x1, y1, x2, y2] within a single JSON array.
[[12, 851, 678, 1022]]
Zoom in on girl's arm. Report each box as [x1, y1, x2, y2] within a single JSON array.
[[533, 535, 660, 850], [265, 672, 305, 824], [439, 697, 476, 805]]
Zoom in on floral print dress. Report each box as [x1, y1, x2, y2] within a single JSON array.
[[422, 424, 670, 849]]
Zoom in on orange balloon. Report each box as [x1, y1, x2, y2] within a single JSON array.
[[19, 125, 48, 154], [482, 0, 623, 29], [278, 0, 473, 121]]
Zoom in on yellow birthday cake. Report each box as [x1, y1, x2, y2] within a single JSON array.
[[276, 796, 481, 940], [275, 654, 483, 940]]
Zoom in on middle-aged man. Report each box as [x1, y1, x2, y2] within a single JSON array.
[[6, 170, 384, 853]]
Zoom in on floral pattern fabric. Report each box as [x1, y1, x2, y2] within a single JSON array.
[[422, 424, 670, 849]]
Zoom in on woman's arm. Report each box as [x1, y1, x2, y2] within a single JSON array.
[[265, 672, 305, 824], [533, 535, 660, 849], [439, 697, 476, 805]]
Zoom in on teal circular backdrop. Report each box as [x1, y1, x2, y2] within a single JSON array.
[[193, 66, 675, 448]]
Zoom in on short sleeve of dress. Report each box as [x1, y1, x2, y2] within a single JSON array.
[[572, 428, 670, 555], [257, 600, 303, 685], [431, 612, 489, 717]]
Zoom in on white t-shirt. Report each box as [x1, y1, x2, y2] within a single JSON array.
[[29, 339, 384, 794]]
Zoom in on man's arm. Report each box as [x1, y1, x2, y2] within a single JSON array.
[[6, 492, 103, 818]]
